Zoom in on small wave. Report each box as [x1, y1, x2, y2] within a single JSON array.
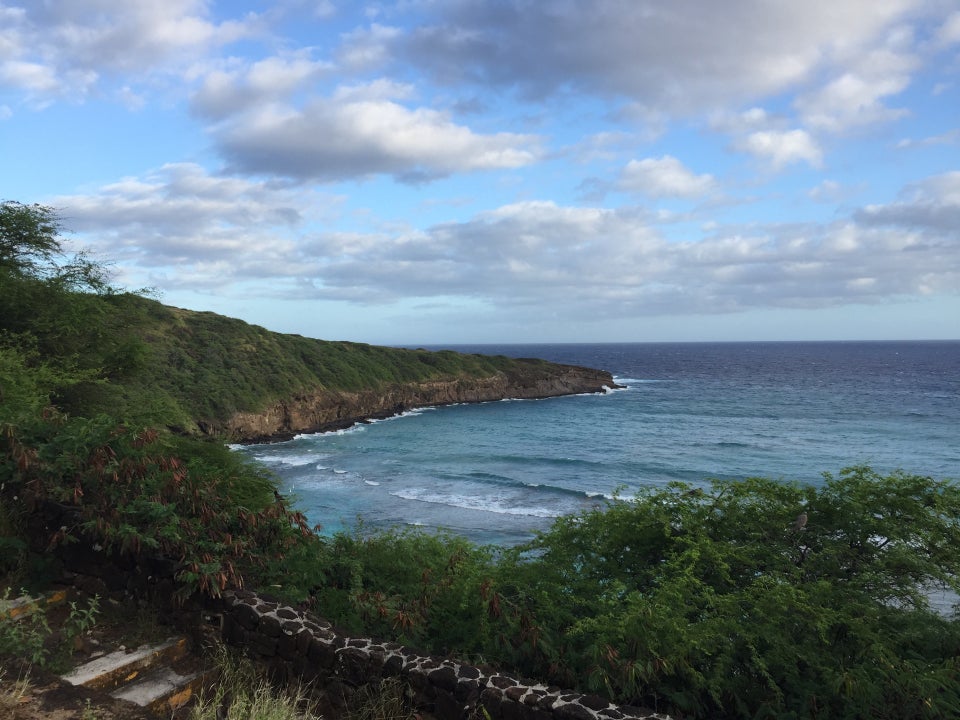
[[369, 407, 437, 423], [499, 454, 602, 469], [390, 488, 562, 518], [365, 480, 380, 486], [716, 441, 750, 448], [614, 377, 661, 385], [251, 453, 321, 467], [333, 469, 349, 475], [462, 470, 603, 500], [293, 424, 366, 440]]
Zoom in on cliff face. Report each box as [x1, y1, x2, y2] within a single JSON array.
[[213, 363, 618, 443]]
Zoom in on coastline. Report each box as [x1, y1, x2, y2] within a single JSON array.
[[212, 364, 620, 444]]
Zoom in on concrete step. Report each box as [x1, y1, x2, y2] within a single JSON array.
[[109, 665, 209, 716], [61, 636, 190, 691]]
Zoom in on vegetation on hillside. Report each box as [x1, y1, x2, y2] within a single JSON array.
[[2, 202, 959, 719], [2, 200, 558, 433]]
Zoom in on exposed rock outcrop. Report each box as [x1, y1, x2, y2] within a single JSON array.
[[212, 362, 619, 444]]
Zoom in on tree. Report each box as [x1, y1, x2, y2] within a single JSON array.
[[0, 201, 61, 278], [0, 200, 111, 292], [489, 468, 960, 718]]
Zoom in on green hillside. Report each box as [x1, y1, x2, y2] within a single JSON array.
[[29, 290, 560, 433], [0, 200, 565, 435]]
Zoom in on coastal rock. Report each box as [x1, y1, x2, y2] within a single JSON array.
[[213, 363, 619, 443]]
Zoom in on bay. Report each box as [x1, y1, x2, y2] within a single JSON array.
[[234, 341, 960, 546]]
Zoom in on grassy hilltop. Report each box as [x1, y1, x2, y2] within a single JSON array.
[[0, 200, 609, 438], [29, 291, 604, 437], [3, 202, 960, 720]]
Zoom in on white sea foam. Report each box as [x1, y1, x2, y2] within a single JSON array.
[[365, 480, 380, 486], [251, 453, 320, 467], [390, 487, 560, 518], [293, 424, 366, 440], [360, 407, 439, 427]]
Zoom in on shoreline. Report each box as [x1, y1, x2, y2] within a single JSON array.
[[213, 365, 621, 444]]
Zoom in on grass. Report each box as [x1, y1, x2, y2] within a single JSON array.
[[0, 667, 32, 715], [188, 646, 321, 720], [343, 678, 418, 720], [189, 646, 424, 720]]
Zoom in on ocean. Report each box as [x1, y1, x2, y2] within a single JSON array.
[[233, 341, 960, 547]]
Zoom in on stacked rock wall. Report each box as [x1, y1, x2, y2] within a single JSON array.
[[40, 511, 668, 720], [208, 589, 670, 720]]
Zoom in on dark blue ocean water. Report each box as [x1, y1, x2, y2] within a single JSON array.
[[234, 341, 960, 547]]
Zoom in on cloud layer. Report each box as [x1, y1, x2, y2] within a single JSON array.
[[54, 167, 960, 323], [4, 0, 959, 340]]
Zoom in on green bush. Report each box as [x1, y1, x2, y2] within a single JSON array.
[[0, 413, 314, 598], [297, 468, 960, 720], [0, 589, 100, 670]]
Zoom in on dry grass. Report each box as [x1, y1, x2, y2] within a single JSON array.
[[187, 647, 320, 720], [0, 667, 33, 715], [343, 679, 416, 720]]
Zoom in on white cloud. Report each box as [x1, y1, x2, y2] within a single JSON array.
[[795, 30, 917, 132], [337, 23, 403, 72], [386, 0, 925, 115], [292, 196, 958, 316], [191, 53, 332, 119], [53, 163, 341, 289], [856, 171, 960, 232], [0, 0, 255, 104], [936, 11, 960, 46], [215, 89, 541, 182], [0, 60, 60, 93], [619, 156, 717, 198], [738, 129, 823, 169], [51, 167, 960, 320], [808, 180, 844, 203], [896, 128, 960, 149]]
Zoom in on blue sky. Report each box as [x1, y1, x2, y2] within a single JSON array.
[[2, 1, 959, 344]]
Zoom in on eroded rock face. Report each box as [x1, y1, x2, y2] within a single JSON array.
[[212, 364, 619, 443]]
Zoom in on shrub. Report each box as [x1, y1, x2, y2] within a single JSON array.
[[300, 468, 960, 720], [0, 414, 314, 599]]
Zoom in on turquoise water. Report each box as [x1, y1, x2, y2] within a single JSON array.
[[235, 341, 960, 546]]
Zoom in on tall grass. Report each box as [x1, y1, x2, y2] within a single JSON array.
[[189, 647, 320, 720]]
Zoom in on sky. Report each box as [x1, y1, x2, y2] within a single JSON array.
[[2, 1, 959, 345]]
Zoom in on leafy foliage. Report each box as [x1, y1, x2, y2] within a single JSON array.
[[0, 589, 100, 670], [298, 469, 960, 720], [0, 412, 315, 597]]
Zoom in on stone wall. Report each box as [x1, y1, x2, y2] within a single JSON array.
[[207, 589, 671, 720], [41, 510, 669, 720]]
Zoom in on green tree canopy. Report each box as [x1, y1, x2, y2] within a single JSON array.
[[0, 200, 111, 292], [0, 201, 61, 278]]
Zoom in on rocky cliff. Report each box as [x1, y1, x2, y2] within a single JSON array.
[[213, 362, 618, 443]]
